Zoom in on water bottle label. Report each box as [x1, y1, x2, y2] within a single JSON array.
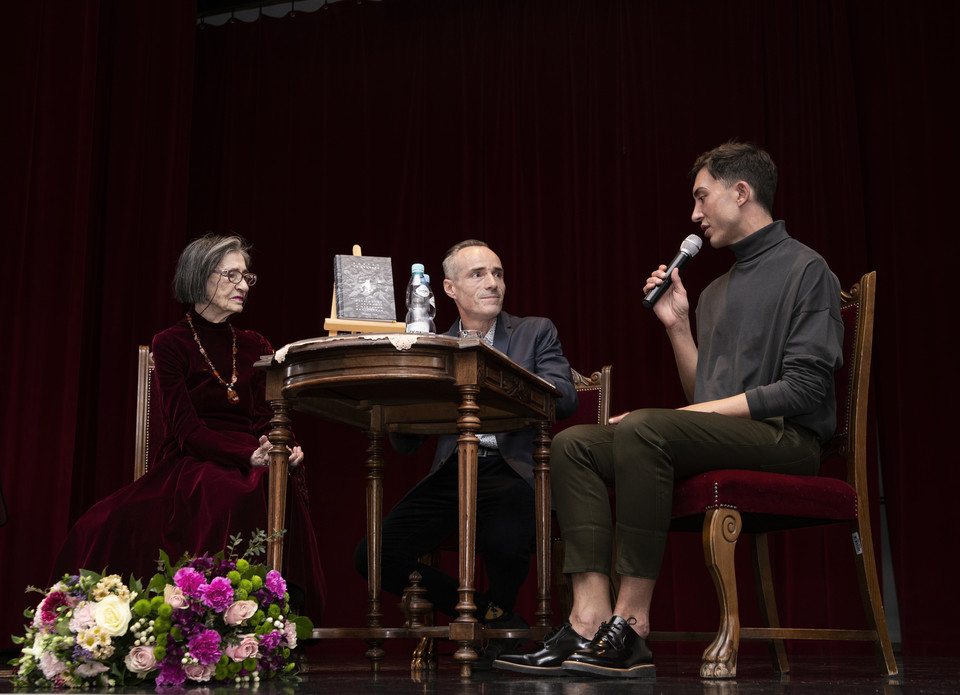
[[415, 285, 431, 298], [406, 321, 431, 333]]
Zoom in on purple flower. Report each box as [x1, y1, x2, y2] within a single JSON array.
[[174, 567, 206, 597], [156, 659, 186, 686], [39, 591, 70, 624], [260, 630, 282, 654], [265, 570, 286, 599], [188, 629, 223, 665], [199, 576, 234, 612], [187, 555, 216, 574]]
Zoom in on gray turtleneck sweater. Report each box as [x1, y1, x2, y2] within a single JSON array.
[[694, 220, 844, 442]]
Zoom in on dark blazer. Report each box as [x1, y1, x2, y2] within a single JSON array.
[[393, 311, 578, 487]]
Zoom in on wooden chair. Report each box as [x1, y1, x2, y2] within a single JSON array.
[[133, 346, 156, 480], [657, 271, 897, 678]]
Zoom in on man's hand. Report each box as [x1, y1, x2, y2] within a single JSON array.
[[644, 266, 689, 329]]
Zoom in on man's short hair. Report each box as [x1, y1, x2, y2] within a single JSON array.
[[690, 141, 778, 216], [442, 239, 490, 280], [172, 233, 251, 305]]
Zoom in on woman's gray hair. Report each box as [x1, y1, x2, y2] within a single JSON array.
[[172, 234, 252, 305]]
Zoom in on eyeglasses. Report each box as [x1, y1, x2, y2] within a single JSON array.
[[214, 268, 258, 286]]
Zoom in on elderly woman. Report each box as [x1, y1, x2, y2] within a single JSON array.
[[53, 234, 325, 619]]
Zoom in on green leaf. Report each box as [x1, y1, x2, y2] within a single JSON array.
[[292, 615, 314, 639], [147, 573, 167, 594], [158, 549, 172, 575]]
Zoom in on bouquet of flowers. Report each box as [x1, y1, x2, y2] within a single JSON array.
[[10, 531, 313, 689]]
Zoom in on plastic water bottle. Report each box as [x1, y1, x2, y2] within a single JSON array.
[[423, 273, 437, 327], [405, 263, 436, 333]]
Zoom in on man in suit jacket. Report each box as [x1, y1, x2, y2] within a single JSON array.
[[354, 239, 578, 666]]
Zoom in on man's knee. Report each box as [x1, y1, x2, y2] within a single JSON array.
[[551, 424, 599, 475], [616, 408, 678, 445], [620, 407, 671, 428]]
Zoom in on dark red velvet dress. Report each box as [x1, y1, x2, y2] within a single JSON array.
[[53, 312, 325, 620]]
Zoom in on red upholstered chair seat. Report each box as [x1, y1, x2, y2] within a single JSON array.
[[670, 469, 858, 533]]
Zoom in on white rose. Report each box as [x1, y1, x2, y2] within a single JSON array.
[[93, 594, 132, 636]]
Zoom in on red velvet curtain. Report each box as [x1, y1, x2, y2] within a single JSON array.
[[0, 0, 195, 646], [3, 0, 957, 658]]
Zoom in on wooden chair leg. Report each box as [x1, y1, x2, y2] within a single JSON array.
[[851, 519, 899, 676], [700, 508, 741, 679], [752, 533, 789, 674]]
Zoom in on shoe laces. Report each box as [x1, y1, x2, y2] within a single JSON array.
[[594, 616, 637, 648]]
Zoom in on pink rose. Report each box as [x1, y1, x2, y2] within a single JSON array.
[[183, 662, 216, 682], [124, 645, 158, 674], [163, 585, 189, 610], [223, 600, 258, 626], [224, 634, 259, 662], [283, 620, 298, 650]]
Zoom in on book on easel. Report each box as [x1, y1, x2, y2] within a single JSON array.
[[324, 245, 407, 335], [334, 254, 396, 321]]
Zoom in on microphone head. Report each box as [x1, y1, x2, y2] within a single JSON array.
[[681, 234, 702, 257]]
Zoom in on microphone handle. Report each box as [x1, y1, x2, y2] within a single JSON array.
[[642, 251, 692, 309]]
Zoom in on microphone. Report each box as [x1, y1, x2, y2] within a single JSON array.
[[642, 234, 703, 309]]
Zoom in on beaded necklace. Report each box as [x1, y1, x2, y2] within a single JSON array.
[[186, 312, 239, 403]]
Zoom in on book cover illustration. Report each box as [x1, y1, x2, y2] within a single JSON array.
[[334, 254, 397, 321]]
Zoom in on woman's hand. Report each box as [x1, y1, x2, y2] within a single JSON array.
[[288, 444, 304, 468], [250, 435, 304, 468]]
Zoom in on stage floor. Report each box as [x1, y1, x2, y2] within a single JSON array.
[[2, 651, 955, 694]]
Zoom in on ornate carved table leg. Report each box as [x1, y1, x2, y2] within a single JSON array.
[[701, 508, 742, 679], [451, 383, 481, 678], [267, 399, 292, 573], [363, 429, 386, 671], [533, 419, 553, 631]]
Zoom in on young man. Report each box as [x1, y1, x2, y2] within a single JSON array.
[[495, 142, 844, 678], [354, 239, 578, 667]]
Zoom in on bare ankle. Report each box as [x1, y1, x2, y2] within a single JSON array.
[[569, 618, 598, 641], [569, 609, 609, 640], [616, 615, 650, 639]]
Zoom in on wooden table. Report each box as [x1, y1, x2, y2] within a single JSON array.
[[255, 333, 559, 676]]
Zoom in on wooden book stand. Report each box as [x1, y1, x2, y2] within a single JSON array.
[[323, 244, 407, 335]]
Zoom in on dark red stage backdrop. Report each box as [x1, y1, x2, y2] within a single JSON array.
[[3, 0, 957, 658]]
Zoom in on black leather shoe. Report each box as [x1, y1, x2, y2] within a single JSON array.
[[562, 616, 655, 679], [493, 622, 592, 675], [473, 610, 529, 671]]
